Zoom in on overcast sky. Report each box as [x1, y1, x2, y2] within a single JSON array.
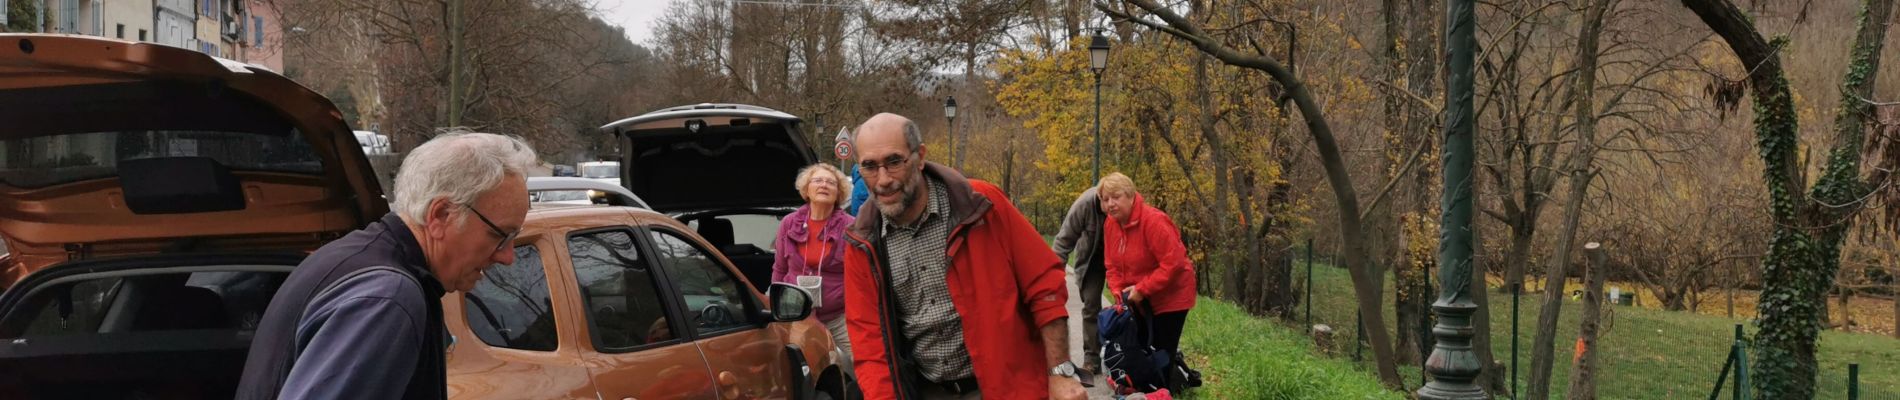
[[595, 0, 671, 45]]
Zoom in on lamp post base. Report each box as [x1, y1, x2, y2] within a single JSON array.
[[1417, 300, 1488, 400]]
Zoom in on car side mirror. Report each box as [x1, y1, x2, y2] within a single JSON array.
[[767, 283, 814, 322]]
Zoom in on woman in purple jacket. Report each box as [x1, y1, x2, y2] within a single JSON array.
[[773, 163, 856, 370]]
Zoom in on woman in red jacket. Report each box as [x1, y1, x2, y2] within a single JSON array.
[[1100, 172, 1197, 358]]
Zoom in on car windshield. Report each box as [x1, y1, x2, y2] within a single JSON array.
[[0, 130, 324, 188]]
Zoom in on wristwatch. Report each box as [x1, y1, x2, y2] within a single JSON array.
[[1050, 361, 1078, 378]]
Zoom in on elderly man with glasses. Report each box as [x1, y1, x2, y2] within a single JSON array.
[[239, 132, 537, 400], [841, 113, 1088, 400]]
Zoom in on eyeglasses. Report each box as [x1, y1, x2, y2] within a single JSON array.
[[859, 153, 915, 176], [464, 204, 519, 253], [808, 176, 840, 186]]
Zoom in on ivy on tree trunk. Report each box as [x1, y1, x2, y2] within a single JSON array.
[[1681, 0, 1893, 397]]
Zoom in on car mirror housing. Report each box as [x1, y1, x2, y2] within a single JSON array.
[[767, 283, 814, 322]]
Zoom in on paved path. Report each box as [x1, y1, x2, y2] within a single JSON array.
[[1066, 271, 1117, 399]]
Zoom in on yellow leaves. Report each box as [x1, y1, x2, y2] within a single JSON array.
[[1348, 36, 1364, 51]]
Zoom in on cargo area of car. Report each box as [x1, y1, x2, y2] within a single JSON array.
[[0, 255, 299, 400]]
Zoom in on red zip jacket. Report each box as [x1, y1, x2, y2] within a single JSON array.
[[842, 163, 1070, 400], [1104, 193, 1198, 314]]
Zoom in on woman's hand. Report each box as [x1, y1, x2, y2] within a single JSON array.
[[1122, 287, 1143, 304]]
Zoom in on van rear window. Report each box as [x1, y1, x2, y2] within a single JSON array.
[[0, 270, 288, 337], [0, 130, 323, 188]]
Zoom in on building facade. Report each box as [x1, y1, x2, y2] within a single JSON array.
[[18, 0, 279, 69]]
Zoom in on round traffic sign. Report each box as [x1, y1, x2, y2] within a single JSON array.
[[834, 141, 852, 160]]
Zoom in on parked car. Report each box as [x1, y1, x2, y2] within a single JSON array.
[[0, 35, 845, 400], [0, 34, 391, 398], [577, 161, 619, 185], [446, 204, 846, 400], [527, 176, 650, 209], [599, 104, 819, 293]]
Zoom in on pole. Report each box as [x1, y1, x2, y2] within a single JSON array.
[[950, 115, 960, 170], [1848, 363, 1859, 400], [1512, 285, 1520, 398], [1418, 0, 1485, 398], [1092, 73, 1103, 183], [1734, 324, 1746, 400], [1355, 310, 1365, 363], [1306, 238, 1314, 328]]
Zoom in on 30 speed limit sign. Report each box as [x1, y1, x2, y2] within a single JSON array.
[[834, 141, 852, 160]]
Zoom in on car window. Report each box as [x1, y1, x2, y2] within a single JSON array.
[[0, 270, 288, 337], [647, 229, 753, 336], [464, 245, 558, 351], [685, 214, 783, 253], [569, 229, 675, 350], [531, 190, 592, 202], [0, 130, 323, 188], [581, 163, 619, 179]]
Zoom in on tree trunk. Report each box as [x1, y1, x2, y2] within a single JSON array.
[[1566, 243, 1608, 400], [1838, 287, 1853, 328], [446, 0, 464, 127], [1397, 214, 1434, 366], [1100, 0, 1404, 386], [1681, 0, 1893, 397], [1527, 0, 1609, 397]]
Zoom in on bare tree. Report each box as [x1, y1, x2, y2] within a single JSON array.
[[1099, 0, 1405, 386]]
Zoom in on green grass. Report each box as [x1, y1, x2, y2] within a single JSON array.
[[1296, 262, 1900, 399], [1178, 295, 1405, 399]]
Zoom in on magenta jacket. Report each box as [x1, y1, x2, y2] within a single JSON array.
[[771, 204, 854, 322]]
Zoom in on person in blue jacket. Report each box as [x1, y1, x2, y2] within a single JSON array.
[[847, 163, 870, 216]]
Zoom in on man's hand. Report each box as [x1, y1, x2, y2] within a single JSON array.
[[1049, 375, 1088, 400]]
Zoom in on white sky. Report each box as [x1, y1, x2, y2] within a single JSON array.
[[594, 0, 673, 45]]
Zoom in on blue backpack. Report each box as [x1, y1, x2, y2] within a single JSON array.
[[1098, 303, 1174, 394]]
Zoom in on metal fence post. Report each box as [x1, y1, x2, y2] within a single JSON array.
[[1305, 238, 1314, 328], [1355, 310, 1365, 363], [1734, 324, 1745, 400], [1735, 342, 1748, 400], [1512, 285, 1521, 398], [1848, 363, 1859, 400], [1708, 346, 1734, 400]]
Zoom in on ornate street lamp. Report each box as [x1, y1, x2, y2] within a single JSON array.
[[1088, 31, 1110, 183], [944, 96, 959, 170], [1419, 0, 1488, 398]]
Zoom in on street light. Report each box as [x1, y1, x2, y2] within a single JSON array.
[[944, 96, 959, 170], [1088, 31, 1111, 183]]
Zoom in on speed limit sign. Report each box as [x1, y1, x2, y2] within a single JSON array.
[[834, 141, 852, 160]]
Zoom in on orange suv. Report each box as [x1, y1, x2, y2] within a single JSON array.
[[0, 34, 843, 400]]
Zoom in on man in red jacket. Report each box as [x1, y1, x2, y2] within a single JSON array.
[[843, 113, 1089, 400]]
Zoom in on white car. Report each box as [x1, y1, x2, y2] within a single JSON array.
[[526, 176, 649, 209]]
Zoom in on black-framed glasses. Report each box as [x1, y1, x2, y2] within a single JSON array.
[[858, 153, 915, 176], [465, 204, 519, 253]]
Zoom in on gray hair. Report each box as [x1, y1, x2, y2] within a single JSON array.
[[855, 113, 926, 153], [393, 132, 539, 224], [899, 118, 923, 152]]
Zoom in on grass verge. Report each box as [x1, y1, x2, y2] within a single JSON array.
[[1178, 295, 1405, 399], [1295, 261, 1899, 399]]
